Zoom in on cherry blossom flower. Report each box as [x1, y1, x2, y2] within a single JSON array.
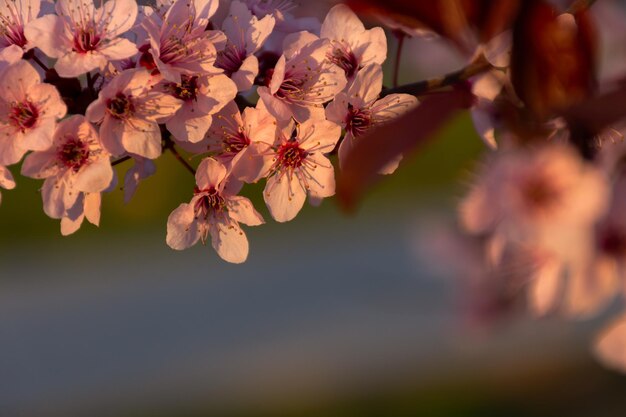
[[0, 164, 15, 204], [163, 73, 237, 144], [25, 0, 139, 78], [325, 63, 417, 174], [85, 68, 183, 159], [258, 31, 346, 122], [141, 0, 221, 83], [529, 172, 626, 319], [460, 144, 609, 257], [0, 59, 66, 166], [263, 118, 341, 222], [166, 157, 264, 264], [320, 4, 386, 82], [0, 0, 41, 56], [203, 100, 276, 183], [215, 0, 275, 92], [21, 114, 114, 234]]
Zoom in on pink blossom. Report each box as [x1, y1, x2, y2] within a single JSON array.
[[85, 68, 183, 159], [0, 59, 66, 166], [0, 164, 15, 204], [163, 73, 237, 144], [25, 0, 139, 77], [258, 31, 346, 122], [215, 0, 275, 92], [203, 100, 276, 183], [325, 63, 417, 174], [166, 157, 264, 264], [320, 4, 387, 82], [528, 173, 626, 318], [21, 115, 114, 234], [0, 0, 41, 55], [460, 144, 609, 256], [141, 0, 221, 83], [263, 118, 341, 222]]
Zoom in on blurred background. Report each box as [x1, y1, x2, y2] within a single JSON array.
[[2, 1, 626, 416]]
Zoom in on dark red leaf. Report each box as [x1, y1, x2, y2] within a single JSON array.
[[510, 0, 597, 121], [337, 89, 474, 211]]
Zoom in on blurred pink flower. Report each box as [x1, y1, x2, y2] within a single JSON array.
[[166, 157, 264, 263], [460, 144, 609, 254], [595, 312, 626, 372]]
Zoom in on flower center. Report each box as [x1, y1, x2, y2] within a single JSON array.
[[106, 93, 134, 120], [223, 130, 250, 156], [194, 187, 226, 219], [521, 176, 560, 213], [328, 45, 359, 78], [159, 33, 194, 65], [276, 71, 308, 102], [169, 76, 199, 101], [73, 26, 101, 53], [215, 44, 246, 76], [278, 141, 307, 169], [0, 3, 28, 48], [345, 105, 372, 137], [9, 101, 38, 131], [57, 136, 90, 172]]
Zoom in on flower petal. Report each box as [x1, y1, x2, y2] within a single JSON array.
[[209, 219, 249, 264], [166, 203, 201, 250], [264, 171, 306, 223]]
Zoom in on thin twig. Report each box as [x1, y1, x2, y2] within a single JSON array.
[[381, 55, 492, 98], [164, 139, 196, 175], [29, 54, 49, 72], [112, 155, 131, 166]]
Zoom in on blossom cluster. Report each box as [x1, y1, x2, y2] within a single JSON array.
[[0, 0, 416, 263], [3, 0, 626, 376]]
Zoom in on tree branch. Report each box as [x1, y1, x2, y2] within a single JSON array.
[[381, 55, 492, 97]]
